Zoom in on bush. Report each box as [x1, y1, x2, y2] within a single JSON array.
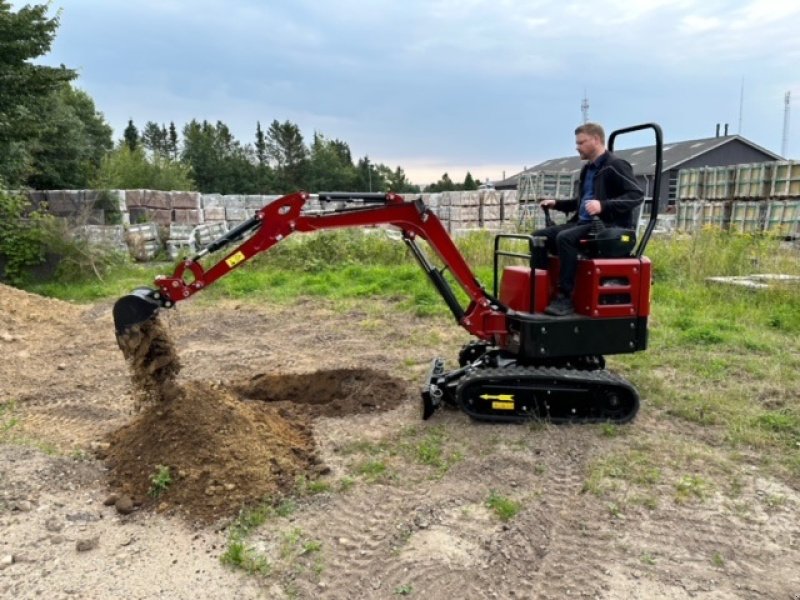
[[0, 191, 54, 285]]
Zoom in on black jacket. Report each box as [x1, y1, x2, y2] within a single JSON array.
[[553, 151, 643, 228]]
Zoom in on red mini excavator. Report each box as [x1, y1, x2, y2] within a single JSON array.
[[114, 123, 663, 424]]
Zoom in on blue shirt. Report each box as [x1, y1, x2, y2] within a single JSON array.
[[579, 153, 608, 222]]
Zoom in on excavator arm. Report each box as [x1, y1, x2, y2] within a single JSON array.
[[113, 191, 507, 340]]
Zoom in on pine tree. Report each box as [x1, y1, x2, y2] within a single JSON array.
[[255, 121, 266, 166], [123, 120, 139, 151], [168, 121, 178, 159], [0, 1, 76, 185]]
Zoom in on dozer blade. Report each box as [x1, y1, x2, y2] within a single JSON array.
[[113, 287, 162, 334]]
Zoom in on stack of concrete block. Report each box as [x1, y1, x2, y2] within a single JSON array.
[[194, 222, 228, 249], [125, 190, 172, 226], [171, 192, 203, 225], [126, 222, 161, 261], [166, 224, 196, 260], [201, 194, 225, 222], [37, 190, 106, 224], [221, 195, 249, 226], [73, 225, 128, 253]]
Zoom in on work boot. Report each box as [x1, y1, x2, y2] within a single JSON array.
[[544, 293, 574, 316]]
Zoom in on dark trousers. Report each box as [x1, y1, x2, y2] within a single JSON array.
[[533, 222, 593, 295]]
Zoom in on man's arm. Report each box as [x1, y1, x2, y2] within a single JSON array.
[[601, 158, 643, 214]]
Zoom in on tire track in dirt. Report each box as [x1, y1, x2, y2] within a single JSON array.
[[462, 427, 615, 600], [613, 493, 800, 598], [255, 484, 422, 599]]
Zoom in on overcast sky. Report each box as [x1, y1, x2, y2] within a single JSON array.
[[20, 0, 800, 185]]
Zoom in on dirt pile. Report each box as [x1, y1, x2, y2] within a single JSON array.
[[102, 379, 316, 523], [109, 315, 411, 523], [0, 282, 83, 341]]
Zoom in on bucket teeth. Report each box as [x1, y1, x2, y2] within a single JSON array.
[[113, 288, 161, 334]]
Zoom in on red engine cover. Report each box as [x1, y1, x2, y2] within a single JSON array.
[[572, 257, 652, 318]]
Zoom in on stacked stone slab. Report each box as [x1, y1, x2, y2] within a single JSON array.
[[166, 224, 196, 260], [126, 223, 161, 261], [125, 190, 202, 226], [675, 161, 800, 237], [73, 225, 128, 253]]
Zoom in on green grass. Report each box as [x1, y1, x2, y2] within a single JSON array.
[[485, 490, 521, 522], [148, 464, 172, 498], [12, 225, 800, 483]]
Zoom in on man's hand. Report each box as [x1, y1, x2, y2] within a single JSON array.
[[586, 199, 602, 215], [539, 199, 556, 208]]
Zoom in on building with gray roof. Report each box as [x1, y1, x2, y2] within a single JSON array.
[[495, 133, 782, 207]]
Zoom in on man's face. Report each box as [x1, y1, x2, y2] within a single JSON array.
[[575, 133, 602, 161]]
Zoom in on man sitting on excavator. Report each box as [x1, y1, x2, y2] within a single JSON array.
[[535, 122, 644, 316]]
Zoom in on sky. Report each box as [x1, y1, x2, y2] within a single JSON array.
[[16, 0, 800, 185]]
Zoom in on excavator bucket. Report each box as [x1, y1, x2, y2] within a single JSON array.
[[113, 287, 161, 334]]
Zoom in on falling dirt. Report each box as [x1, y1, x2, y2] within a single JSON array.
[[116, 317, 182, 404]]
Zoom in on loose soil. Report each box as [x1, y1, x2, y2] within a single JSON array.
[[2, 283, 799, 599]]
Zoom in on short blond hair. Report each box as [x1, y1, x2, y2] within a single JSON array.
[[574, 122, 605, 144]]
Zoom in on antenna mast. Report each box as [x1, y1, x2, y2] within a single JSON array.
[[738, 78, 744, 134], [581, 90, 589, 123], [782, 91, 791, 157]]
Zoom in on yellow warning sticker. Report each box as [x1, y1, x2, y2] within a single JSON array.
[[225, 251, 246, 268], [491, 401, 515, 410], [480, 394, 515, 402]]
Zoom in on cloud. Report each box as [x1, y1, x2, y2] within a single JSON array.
[[680, 14, 722, 33]]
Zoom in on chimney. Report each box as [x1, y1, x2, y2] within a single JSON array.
[[724, 123, 729, 136], [715, 123, 720, 137]]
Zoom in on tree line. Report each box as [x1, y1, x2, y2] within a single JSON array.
[[0, 2, 484, 196]]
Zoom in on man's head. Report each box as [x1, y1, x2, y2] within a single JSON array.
[[574, 123, 606, 161]]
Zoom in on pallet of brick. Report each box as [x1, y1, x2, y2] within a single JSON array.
[[730, 201, 764, 233], [245, 195, 281, 210], [44, 190, 81, 215], [454, 191, 480, 207], [225, 207, 249, 222], [479, 190, 501, 206], [146, 190, 171, 210], [170, 191, 202, 210], [194, 222, 228, 248], [222, 195, 246, 209], [770, 161, 800, 198], [173, 209, 203, 225], [764, 199, 800, 237], [137, 208, 172, 225], [734, 163, 772, 199], [126, 222, 161, 261], [74, 225, 128, 252], [703, 167, 735, 200], [123, 190, 147, 208], [201, 193, 224, 209], [166, 222, 196, 260], [677, 168, 704, 200], [202, 206, 226, 221], [481, 204, 505, 220]]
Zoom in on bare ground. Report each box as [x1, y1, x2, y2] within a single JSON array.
[[1, 283, 799, 599]]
